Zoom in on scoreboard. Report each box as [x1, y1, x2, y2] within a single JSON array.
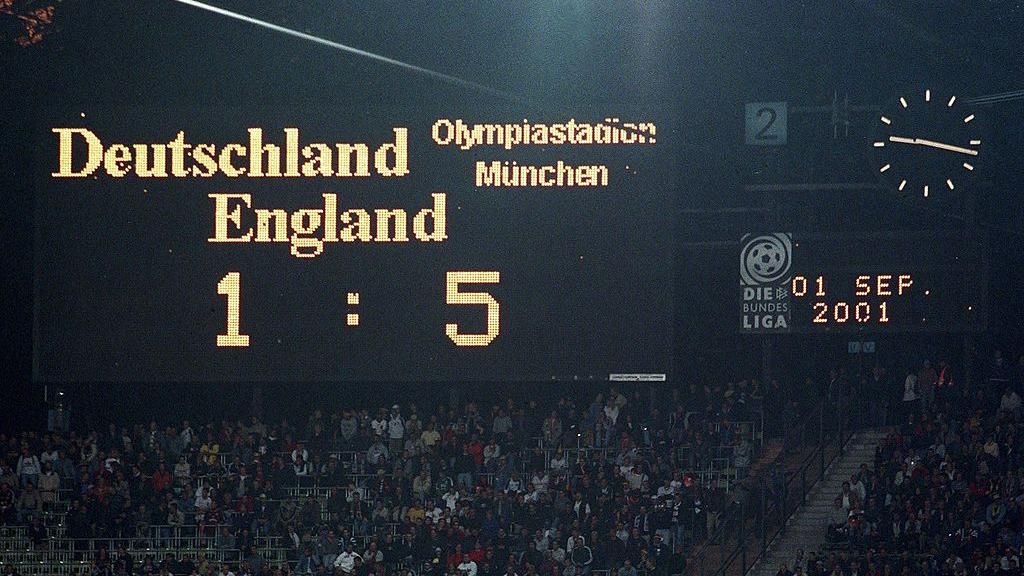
[[740, 232, 986, 334], [33, 105, 675, 383]]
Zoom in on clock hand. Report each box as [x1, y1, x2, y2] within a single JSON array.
[[888, 135, 916, 145], [912, 138, 979, 156], [887, 135, 979, 156]]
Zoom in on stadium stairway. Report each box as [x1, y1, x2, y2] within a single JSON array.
[[747, 439, 784, 480], [747, 427, 891, 576]]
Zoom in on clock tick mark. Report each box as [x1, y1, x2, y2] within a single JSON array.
[[963, 114, 975, 123], [899, 97, 909, 108], [880, 116, 892, 125], [879, 164, 891, 173], [946, 179, 955, 190], [947, 96, 956, 107], [898, 180, 907, 191]]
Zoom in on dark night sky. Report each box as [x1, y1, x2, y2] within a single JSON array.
[[2, 1, 1023, 426]]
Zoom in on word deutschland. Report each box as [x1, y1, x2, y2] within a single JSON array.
[[50, 127, 408, 179]]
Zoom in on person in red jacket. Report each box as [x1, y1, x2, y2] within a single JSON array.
[[151, 462, 172, 494], [466, 436, 484, 468], [446, 543, 466, 572], [465, 541, 486, 564]]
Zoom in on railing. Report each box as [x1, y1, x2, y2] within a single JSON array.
[[0, 525, 293, 576], [0, 523, 283, 547], [685, 394, 855, 576]]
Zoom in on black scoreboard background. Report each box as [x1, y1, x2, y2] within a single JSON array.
[[33, 106, 675, 383]]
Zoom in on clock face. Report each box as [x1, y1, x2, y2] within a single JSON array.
[[872, 89, 981, 198]]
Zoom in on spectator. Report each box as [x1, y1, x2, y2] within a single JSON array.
[[901, 369, 920, 418], [0, 381, 784, 575], [569, 535, 592, 576], [999, 387, 1021, 420], [543, 412, 563, 448], [15, 448, 41, 489], [366, 437, 389, 469], [27, 516, 46, 549], [334, 542, 362, 575], [388, 406, 406, 456], [37, 464, 58, 508], [15, 483, 40, 522]]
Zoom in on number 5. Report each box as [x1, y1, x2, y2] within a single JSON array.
[[445, 271, 500, 346]]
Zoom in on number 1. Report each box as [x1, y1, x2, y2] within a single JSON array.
[[217, 272, 250, 347]]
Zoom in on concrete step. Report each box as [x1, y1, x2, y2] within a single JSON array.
[[749, 431, 889, 576]]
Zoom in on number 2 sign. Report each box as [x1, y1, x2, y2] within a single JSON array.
[[745, 102, 787, 145]]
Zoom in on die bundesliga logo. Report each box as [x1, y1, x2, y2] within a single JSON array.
[[740, 233, 792, 286]]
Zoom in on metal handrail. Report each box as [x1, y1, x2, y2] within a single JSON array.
[[685, 396, 848, 576], [725, 399, 854, 576]]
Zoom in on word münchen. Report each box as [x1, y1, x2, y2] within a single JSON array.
[[209, 192, 447, 258], [50, 127, 409, 178]]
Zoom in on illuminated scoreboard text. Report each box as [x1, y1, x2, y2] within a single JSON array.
[[784, 233, 985, 333], [33, 106, 674, 382], [790, 273, 914, 325]]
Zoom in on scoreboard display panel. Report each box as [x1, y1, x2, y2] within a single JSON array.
[[787, 233, 986, 333], [740, 232, 986, 334], [33, 105, 674, 382]]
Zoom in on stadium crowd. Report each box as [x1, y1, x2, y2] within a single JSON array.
[[0, 383, 766, 576], [809, 351, 1024, 576], [9, 352, 1021, 576]]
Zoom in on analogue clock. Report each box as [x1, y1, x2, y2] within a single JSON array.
[[872, 89, 981, 197]]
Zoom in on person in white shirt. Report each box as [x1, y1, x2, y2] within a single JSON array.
[[625, 468, 647, 491], [903, 371, 919, 402], [371, 411, 388, 438], [457, 558, 478, 576], [194, 481, 212, 501], [483, 441, 501, 469], [603, 400, 620, 427], [849, 474, 866, 503], [566, 532, 583, 553], [293, 456, 312, 477], [656, 479, 675, 500], [39, 447, 59, 467], [366, 439, 389, 467], [572, 492, 590, 519], [531, 472, 550, 494], [425, 500, 444, 523], [388, 406, 405, 455], [16, 449, 41, 488], [524, 484, 540, 504], [180, 421, 196, 451], [442, 487, 460, 511], [549, 449, 568, 473], [551, 542, 566, 564], [291, 444, 309, 464], [1000, 388, 1021, 418], [333, 543, 362, 574], [195, 487, 213, 513], [174, 456, 191, 486], [506, 475, 523, 494]]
